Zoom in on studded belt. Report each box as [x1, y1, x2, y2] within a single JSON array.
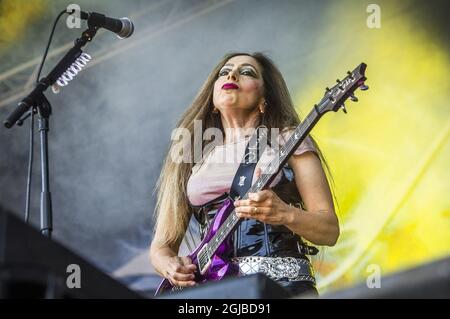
[[231, 256, 316, 285]]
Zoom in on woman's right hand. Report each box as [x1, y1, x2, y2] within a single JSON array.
[[165, 256, 197, 287]]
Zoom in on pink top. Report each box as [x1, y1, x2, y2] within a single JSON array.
[[187, 130, 317, 206]]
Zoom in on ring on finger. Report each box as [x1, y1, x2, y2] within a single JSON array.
[[252, 206, 258, 214]]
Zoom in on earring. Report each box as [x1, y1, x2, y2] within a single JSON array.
[[212, 106, 219, 114], [260, 101, 268, 113]]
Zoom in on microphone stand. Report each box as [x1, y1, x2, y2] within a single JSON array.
[[37, 94, 52, 238], [3, 26, 98, 238]]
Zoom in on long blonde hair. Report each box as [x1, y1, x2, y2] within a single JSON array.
[[153, 52, 329, 249]]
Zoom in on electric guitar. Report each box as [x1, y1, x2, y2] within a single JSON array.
[[155, 63, 368, 295]]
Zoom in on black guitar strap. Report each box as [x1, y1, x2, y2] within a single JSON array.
[[229, 127, 265, 200], [228, 127, 266, 256]]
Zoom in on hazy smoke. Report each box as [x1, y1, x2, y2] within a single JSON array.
[[0, 0, 328, 293]]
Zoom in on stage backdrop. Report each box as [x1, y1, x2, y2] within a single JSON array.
[[0, 0, 448, 295]]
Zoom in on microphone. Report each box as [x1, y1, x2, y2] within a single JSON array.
[[78, 11, 134, 39]]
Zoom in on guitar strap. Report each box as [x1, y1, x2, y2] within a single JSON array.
[[229, 127, 265, 200], [229, 127, 265, 256]]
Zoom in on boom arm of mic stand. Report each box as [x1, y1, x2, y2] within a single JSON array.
[[3, 27, 98, 129]]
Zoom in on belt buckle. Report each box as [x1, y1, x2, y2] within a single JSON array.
[[233, 256, 316, 284], [258, 257, 299, 281]]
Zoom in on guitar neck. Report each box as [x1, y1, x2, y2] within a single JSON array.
[[207, 106, 324, 255], [248, 107, 322, 193]]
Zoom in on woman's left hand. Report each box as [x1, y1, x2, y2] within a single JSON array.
[[234, 190, 292, 225]]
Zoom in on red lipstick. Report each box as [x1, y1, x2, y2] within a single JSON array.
[[222, 83, 239, 90]]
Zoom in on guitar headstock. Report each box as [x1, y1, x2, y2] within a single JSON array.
[[316, 63, 368, 115]]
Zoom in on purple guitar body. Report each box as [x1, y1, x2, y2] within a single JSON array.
[[154, 63, 368, 296], [155, 198, 239, 294]]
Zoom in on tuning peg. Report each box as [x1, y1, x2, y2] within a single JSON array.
[[341, 104, 347, 114], [347, 71, 354, 80], [350, 94, 358, 102], [359, 84, 369, 91], [336, 79, 341, 83], [325, 87, 331, 92]]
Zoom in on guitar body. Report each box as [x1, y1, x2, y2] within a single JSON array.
[[155, 198, 239, 295]]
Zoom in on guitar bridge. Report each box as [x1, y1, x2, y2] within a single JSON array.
[[196, 245, 212, 274]]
